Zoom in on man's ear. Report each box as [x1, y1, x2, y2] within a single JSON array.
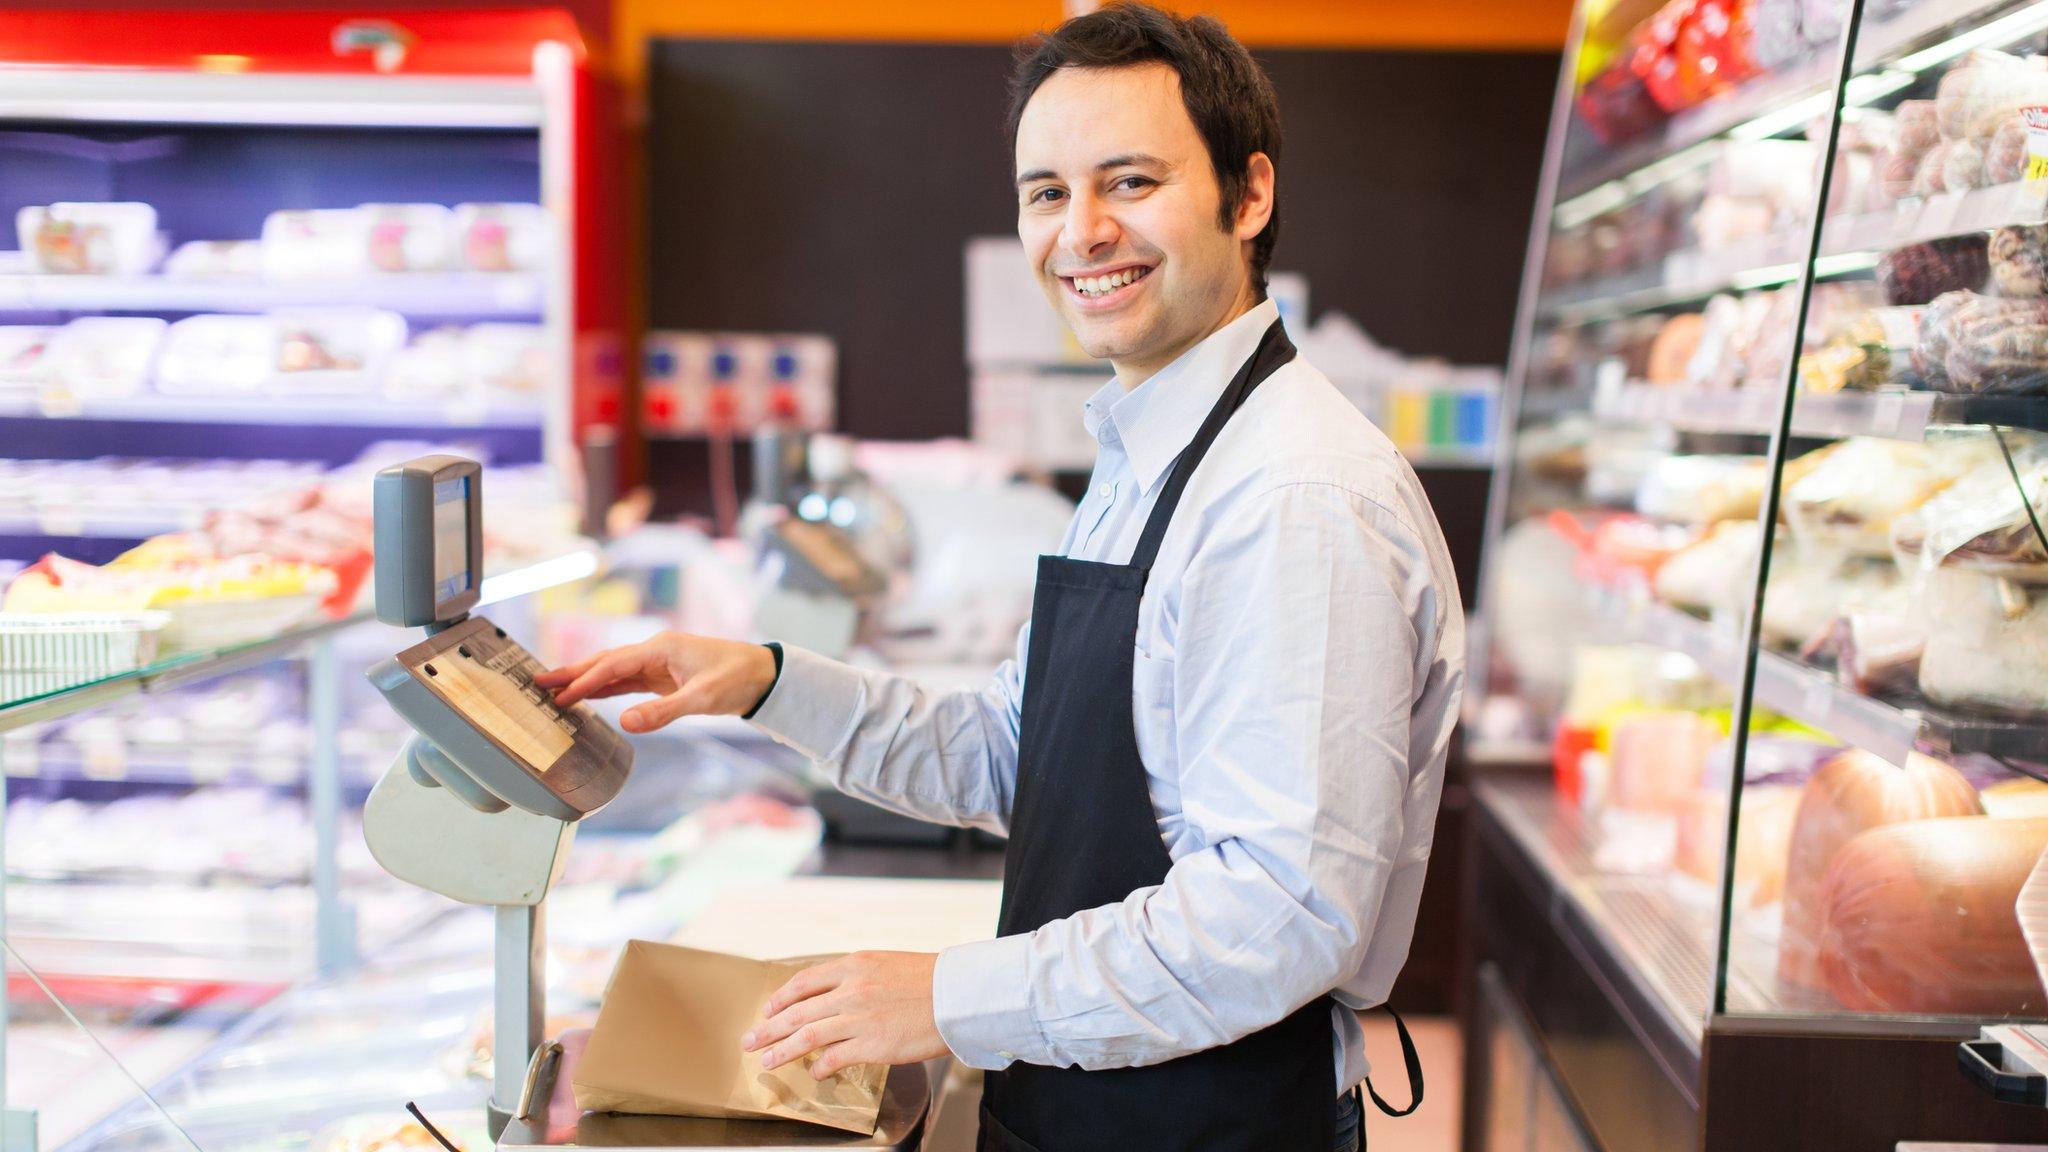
[[1234, 152, 1276, 241]]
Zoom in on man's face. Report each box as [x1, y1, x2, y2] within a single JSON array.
[[1014, 63, 1267, 381]]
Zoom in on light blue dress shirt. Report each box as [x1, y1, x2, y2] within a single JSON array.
[[748, 299, 1465, 1093]]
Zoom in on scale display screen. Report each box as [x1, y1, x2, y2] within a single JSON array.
[[434, 476, 473, 604]]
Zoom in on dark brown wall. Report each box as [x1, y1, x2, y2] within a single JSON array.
[[644, 40, 1558, 591]]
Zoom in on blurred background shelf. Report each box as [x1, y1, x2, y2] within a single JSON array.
[[0, 271, 545, 317]]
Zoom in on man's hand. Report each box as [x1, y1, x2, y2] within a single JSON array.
[[741, 951, 949, 1079], [533, 632, 777, 733]]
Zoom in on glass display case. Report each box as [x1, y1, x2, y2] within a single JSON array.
[[1470, 0, 2048, 1148]]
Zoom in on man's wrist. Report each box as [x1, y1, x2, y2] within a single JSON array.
[[741, 641, 783, 720]]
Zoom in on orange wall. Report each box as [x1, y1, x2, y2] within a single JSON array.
[[617, 0, 1572, 81]]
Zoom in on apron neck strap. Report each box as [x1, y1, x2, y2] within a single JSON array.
[[1129, 317, 1296, 571]]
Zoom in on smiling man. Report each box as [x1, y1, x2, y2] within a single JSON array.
[[540, 5, 1464, 1149]]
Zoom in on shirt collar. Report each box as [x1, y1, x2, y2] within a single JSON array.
[[1097, 298, 1279, 495]]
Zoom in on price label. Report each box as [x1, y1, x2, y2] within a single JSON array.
[[2024, 108, 2048, 190], [1871, 391, 1905, 437], [1802, 677, 1835, 725]]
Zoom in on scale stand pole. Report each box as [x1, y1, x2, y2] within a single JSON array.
[[491, 902, 545, 1138]]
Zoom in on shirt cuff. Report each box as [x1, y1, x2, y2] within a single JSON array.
[[743, 643, 865, 761], [933, 934, 1043, 1071]]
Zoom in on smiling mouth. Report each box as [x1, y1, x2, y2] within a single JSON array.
[[1062, 265, 1153, 300]]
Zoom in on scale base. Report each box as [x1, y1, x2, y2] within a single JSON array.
[[495, 1032, 929, 1150]]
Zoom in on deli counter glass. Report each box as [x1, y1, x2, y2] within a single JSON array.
[[1471, 0, 2048, 1149]]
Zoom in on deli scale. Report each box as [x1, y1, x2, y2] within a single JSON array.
[[361, 455, 929, 1148]]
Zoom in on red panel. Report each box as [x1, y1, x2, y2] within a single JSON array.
[[0, 8, 584, 74]]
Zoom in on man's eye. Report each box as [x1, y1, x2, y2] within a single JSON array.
[[1028, 187, 1065, 205], [1114, 176, 1153, 191]]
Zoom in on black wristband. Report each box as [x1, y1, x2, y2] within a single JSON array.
[[741, 642, 784, 720]]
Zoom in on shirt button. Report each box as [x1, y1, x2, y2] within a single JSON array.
[[1096, 484, 1113, 499]]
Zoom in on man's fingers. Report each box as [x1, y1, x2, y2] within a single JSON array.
[[758, 1018, 854, 1072], [530, 655, 597, 688], [807, 1039, 867, 1081], [619, 683, 709, 733], [551, 653, 634, 707], [762, 958, 847, 1018], [741, 989, 839, 1051]]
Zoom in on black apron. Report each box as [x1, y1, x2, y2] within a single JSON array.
[[976, 319, 1336, 1152]]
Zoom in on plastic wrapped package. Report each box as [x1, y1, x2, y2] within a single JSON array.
[[1674, 0, 1759, 107], [1676, 782, 1801, 906], [1655, 519, 1761, 614], [1827, 584, 1925, 695], [163, 239, 261, 279], [1943, 138, 1987, 191], [383, 327, 467, 399], [1575, 61, 1669, 147], [1939, 293, 2048, 394], [1798, 305, 1921, 392], [1781, 438, 1977, 557], [1692, 195, 1779, 251], [0, 327, 56, 397], [1800, 0, 1845, 47], [1876, 236, 1987, 307], [1647, 312, 1706, 384], [1748, 0, 1803, 70], [362, 203, 456, 273], [42, 317, 166, 398], [270, 310, 408, 394], [1778, 748, 1984, 993], [1894, 99, 1940, 157], [455, 202, 549, 272], [1985, 113, 2032, 185], [15, 202, 160, 275], [1761, 549, 1897, 651], [1683, 294, 1769, 390], [464, 323, 549, 395], [1742, 285, 1802, 384], [1935, 50, 2048, 142], [1892, 438, 2048, 581], [1636, 454, 1770, 524], [1817, 816, 2048, 1015], [1991, 226, 2048, 300], [262, 209, 366, 279], [1918, 567, 2048, 715], [155, 315, 277, 395], [1912, 290, 1972, 387], [1913, 141, 1958, 197], [1608, 710, 1722, 814], [1629, 0, 1694, 114]]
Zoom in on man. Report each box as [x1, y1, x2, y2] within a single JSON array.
[[540, 5, 1463, 1149]]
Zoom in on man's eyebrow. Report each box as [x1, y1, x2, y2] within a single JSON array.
[[1014, 153, 1172, 187]]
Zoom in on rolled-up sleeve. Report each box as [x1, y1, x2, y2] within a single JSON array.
[[746, 624, 1030, 835], [933, 481, 1439, 1070]]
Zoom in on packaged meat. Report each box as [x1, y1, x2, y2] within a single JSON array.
[[383, 326, 467, 399], [1629, 0, 1693, 114], [1874, 145, 1922, 206], [466, 323, 550, 395], [1991, 225, 2048, 297], [1654, 519, 1761, 614], [15, 202, 160, 276], [1817, 816, 2048, 1015], [1747, 0, 1802, 71], [1943, 138, 1987, 191], [455, 202, 550, 272], [1892, 438, 2048, 581], [1935, 50, 2048, 141], [1913, 141, 1958, 197], [1636, 454, 1770, 524], [1778, 748, 1984, 993], [42, 317, 166, 399], [361, 203, 456, 272], [1646, 312, 1706, 384], [1798, 306, 1921, 392], [1827, 584, 1925, 695], [1877, 235, 1987, 307], [155, 315, 276, 394], [1912, 290, 1972, 387], [1942, 293, 2048, 394], [1674, 0, 1758, 107], [1676, 782, 1801, 906], [262, 209, 365, 279], [1800, 0, 1845, 48], [163, 239, 262, 279], [267, 310, 407, 394], [1782, 438, 1972, 558], [1985, 113, 2032, 185], [1575, 63, 1667, 147], [1682, 293, 1768, 390], [0, 327, 57, 396], [1918, 567, 2048, 716], [1761, 550, 1896, 651], [1608, 710, 1721, 814]]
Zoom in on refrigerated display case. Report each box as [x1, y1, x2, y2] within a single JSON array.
[[1471, 0, 2048, 1148]]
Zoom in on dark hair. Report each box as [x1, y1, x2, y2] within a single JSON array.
[[1006, 2, 1282, 292]]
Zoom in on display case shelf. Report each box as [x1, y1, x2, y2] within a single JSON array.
[[0, 391, 544, 430], [1593, 383, 2048, 440], [1537, 234, 1809, 325], [1592, 590, 2048, 771], [0, 272, 546, 317], [1822, 180, 2048, 257]]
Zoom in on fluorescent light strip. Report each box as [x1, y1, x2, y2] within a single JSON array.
[[1728, 260, 1804, 290], [1894, 0, 2048, 73], [478, 550, 600, 607]]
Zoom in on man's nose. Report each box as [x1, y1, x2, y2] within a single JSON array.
[[1060, 193, 1119, 260]]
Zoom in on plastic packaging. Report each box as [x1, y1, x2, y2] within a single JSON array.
[[383, 326, 467, 399], [0, 327, 57, 396], [1918, 567, 2048, 715], [1636, 454, 1770, 524], [464, 323, 549, 395], [361, 203, 456, 272], [15, 202, 160, 275], [155, 315, 277, 395], [1654, 519, 1761, 614], [454, 202, 550, 272], [43, 317, 167, 398], [1877, 236, 1988, 307], [1782, 438, 1972, 557], [261, 209, 366, 279], [163, 239, 262, 279], [1939, 293, 2048, 394], [1778, 749, 1984, 993], [1935, 50, 2048, 142], [268, 310, 408, 393], [1891, 437, 2048, 581], [1991, 224, 2048, 297], [1818, 816, 2048, 1015]]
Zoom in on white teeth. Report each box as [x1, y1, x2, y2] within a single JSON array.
[[1117, 269, 1134, 285]]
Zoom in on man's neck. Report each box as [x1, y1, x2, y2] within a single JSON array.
[[1114, 279, 1263, 391]]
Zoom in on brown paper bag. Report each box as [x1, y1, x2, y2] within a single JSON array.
[[572, 939, 886, 1135]]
